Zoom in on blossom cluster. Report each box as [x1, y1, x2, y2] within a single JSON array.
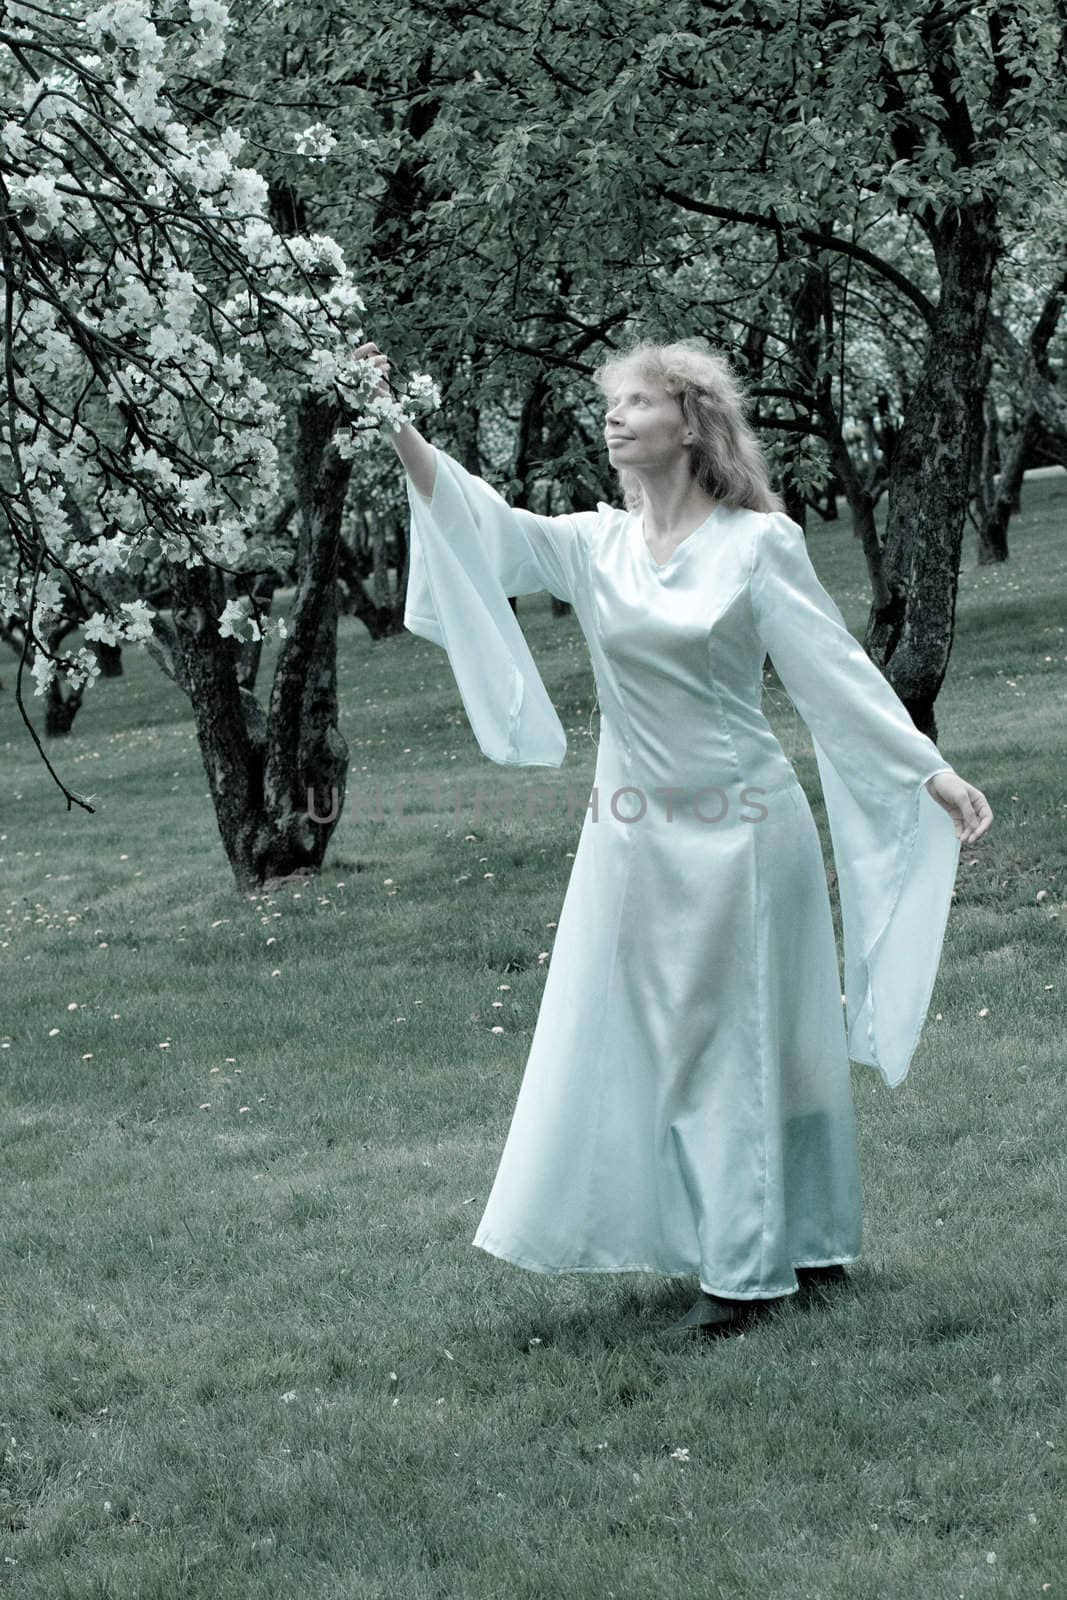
[[0, 0, 435, 700]]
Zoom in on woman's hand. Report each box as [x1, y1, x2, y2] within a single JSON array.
[[354, 338, 437, 500], [924, 769, 993, 844], [354, 340, 391, 399]]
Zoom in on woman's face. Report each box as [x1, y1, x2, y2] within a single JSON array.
[[603, 372, 690, 471]]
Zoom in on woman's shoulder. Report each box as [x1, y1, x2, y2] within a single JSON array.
[[592, 499, 628, 527], [556, 500, 627, 540]]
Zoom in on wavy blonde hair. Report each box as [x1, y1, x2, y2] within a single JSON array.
[[593, 338, 785, 515]]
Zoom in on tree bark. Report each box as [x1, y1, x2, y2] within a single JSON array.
[[261, 393, 352, 884], [170, 557, 264, 884], [229, 495, 296, 691], [867, 204, 1000, 742], [977, 407, 1029, 564], [370, 507, 391, 611], [820, 403, 886, 607], [977, 377, 998, 524], [337, 523, 403, 638], [171, 393, 352, 890], [513, 375, 573, 622], [93, 641, 124, 678], [228, 567, 285, 692], [978, 276, 1064, 565]]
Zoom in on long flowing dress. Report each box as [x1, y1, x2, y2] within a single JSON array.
[[402, 446, 961, 1300]]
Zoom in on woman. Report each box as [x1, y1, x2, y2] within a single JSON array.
[[363, 336, 993, 1338]]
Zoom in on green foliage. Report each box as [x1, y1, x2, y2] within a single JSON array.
[[219, 0, 1065, 502]]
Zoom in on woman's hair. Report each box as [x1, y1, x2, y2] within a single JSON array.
[[592, 338, 785, 515]]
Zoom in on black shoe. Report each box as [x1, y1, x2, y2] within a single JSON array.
[[664, 1291, 785, 1338], [796, 1263, 848, 1289]]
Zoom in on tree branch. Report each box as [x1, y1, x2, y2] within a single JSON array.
[[652, 187, 936, 324]]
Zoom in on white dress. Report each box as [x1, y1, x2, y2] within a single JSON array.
[[403, 446, 960, 1299]]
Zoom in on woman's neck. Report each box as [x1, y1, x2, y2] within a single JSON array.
[[636, 462, 718, 541]]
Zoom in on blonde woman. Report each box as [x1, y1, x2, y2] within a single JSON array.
[[365, 336, 992, 1338]]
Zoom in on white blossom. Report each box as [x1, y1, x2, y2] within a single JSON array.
[[83, 612, 123, 647], [220, 126, 244, 159], [32, 577, 65, 622], [66, 648, 103, 692], [119, 599, 156, 640], [86, 535, 132, 576], [226, 167, 269, 215], [85, 0, 165, 61], [131, 445, 178, 487], [293, 123, 337, 160], [179, 474, 214, 516], [407, 372, 441, 409], [8, 173, 66, 235], [2, 121, 30, 160], [145, 324, 184, 364], [2, 0, 435, 718], [30, 651, 57, 697], [218, 597, 261, 642], [36, 326, 79, 377]]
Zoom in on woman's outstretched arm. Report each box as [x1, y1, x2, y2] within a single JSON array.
[[354, 340, 436, 500], [389, 421, 436, 503], [361, 335, 592, 606]]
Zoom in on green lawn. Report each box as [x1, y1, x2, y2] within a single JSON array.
[[2, 475, 1065, 1599]]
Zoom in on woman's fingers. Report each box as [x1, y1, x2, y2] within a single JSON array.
[[928, 771, 993, 844], [960, 785, 993, 844], [354, 340, 391, 396], [960, 785, 977, 837]]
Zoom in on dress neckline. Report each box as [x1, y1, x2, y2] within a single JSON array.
[[634, 505, 724, 571]]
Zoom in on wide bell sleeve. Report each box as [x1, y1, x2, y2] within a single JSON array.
[[749, 510, 961, 1089], [402, 446, 594, 768]]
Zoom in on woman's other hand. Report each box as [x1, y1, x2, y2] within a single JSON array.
[[924, 769, 993, 844]]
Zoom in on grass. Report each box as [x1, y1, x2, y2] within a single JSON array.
[[1, 472, 1066, 1598]]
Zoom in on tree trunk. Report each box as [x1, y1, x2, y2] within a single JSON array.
[[337, 525, 402, 638], [987, 296, 1067, 441], [513, 378, 546, 509], [513, 376, 573, 623], [370, 507, 391, 611], [261, 394, 352, 882], [453, 403, 482, 476], [978, 276, 1064, 566], [867, 204, 1000, 742], [391, 515, 408, 629], [44, 679, 85, 736], [977, 410, 1031, 565], [977, 378, 998, 522], [41, 619, 85, 737], [821, 404, 886, 607], [229, 569, 283, 692], [93, 641, 124, 678], [172, 393, 352, 890], [780, 257, 825, 529], [170, 557, 264, 884], [229, 500, 294, 691]]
